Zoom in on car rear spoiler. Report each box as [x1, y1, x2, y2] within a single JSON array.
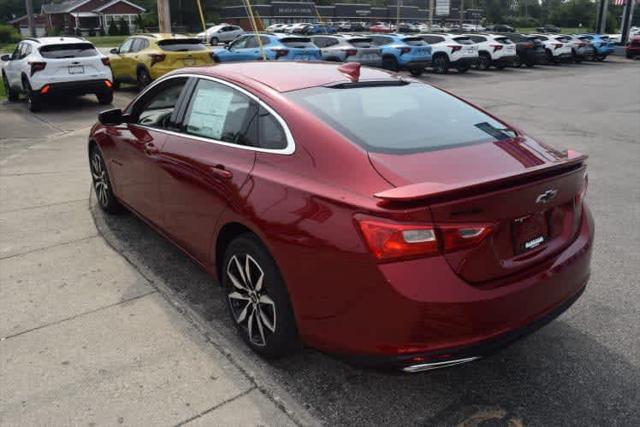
[[374, 151, 588, 203]]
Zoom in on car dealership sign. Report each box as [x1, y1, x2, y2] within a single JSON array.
[[435, 0, 450, 16]]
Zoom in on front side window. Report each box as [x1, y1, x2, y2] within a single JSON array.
[[119, 38, 134, 54], [229, 36, 249, 49], [133, 77, 187, 128], [286, 83, 514, 154], [183, 79, 254, 145]]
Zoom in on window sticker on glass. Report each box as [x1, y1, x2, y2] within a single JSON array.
[[186, 82, 234, 140]]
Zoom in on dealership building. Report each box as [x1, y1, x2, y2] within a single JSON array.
[[218, 0, 484, 29]]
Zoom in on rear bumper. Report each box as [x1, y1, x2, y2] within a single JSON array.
[[305, 204, 594, 369], [36, 79, 112, 95], [451, 57, 478, 67], [400, 59, 432, 69], [494, 55, 517, 65]]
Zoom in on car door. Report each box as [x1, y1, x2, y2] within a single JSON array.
[[155, 77, 258, 262], [109, 38, 134, 80], [3, 43, 23, 86], [223, 36, 252, 61], [108, 77, 189, 225]]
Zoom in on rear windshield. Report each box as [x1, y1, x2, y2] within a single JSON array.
[[453, 36, 475, 45], [402, 37, 428, 46], [39, 43, 97, 58], [157, 39, 206, 51], [280, 37, 315, 48], [286, 83, 515, 154], [348, 38, 374, 48]]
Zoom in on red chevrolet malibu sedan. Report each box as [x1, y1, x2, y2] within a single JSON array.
[[88, 62, 593, 372]]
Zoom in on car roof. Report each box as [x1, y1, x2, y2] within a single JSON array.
[[181, 62, 400, 93]]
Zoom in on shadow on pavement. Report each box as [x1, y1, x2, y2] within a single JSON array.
[[91, 195, 640, 426]]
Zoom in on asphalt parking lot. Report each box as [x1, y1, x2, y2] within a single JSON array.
[[1, 57, 639, 425]]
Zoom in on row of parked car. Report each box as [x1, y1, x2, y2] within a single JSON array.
[[0, 30, 630, 112]]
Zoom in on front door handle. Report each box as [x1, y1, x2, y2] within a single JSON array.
[[144, 142, 159, 155], [210, 164, 233, 179]]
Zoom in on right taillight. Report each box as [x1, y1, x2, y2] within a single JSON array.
[[356, 218, 493, 262]]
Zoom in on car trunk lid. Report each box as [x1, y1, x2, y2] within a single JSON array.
[[370, 139, 588, 284], [157, 39, 212, 67]]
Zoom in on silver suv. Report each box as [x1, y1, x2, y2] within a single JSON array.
[[311, 35, 382, 67]]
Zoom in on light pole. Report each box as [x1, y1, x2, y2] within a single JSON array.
[[157, 0, 171, 33]]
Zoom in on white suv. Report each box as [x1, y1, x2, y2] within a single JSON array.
[[1, 37, 113, 112], [465, 34, 518, 70], [528, 34, 573, 64], [418, 34, 479, 74]]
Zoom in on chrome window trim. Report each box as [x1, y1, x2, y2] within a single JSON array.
[[128, 73, 296, 155]]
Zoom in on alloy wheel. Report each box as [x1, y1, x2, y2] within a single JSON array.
[[226, 254, 277, 347], [91, 152, 109, 208]]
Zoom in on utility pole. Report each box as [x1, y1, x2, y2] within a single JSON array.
[[25, 0, 35, 37], [157, 0, 171, 33], [429, 0, 434, 30], [459, 0, 464, 29], [620, 0, 636, 45], [596, 0, 608, 33]]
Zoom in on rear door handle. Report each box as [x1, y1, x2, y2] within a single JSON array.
[[144, 142, 159, 155], [210, 164, 233, 179]]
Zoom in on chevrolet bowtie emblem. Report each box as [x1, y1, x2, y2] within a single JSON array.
[[536, 189, 558, 204]]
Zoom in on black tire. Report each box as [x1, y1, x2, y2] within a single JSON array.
[[591, 47, 598, 61], [627, 52, 633, 59], [595, 54, 606, 62], [382, 55, 400, 71], [23, 79, 42, 112], [210, 36, 219, 45], [2, 73, 19, 101], [545, 49, 558, 65], [495, 63, 506, 70], [113, 80, 121, 90], [512, 55, 523, 68], [136, 67, 152, 89], [432, 54, 449, 74], [97, 90, 114, 105], [525, 62, 535, 68], [222, 234, 300, 359], [90, 146, 123, 214], [456, 65, 470, 73], [409, 68, 424, 77], [477, 53, 491, 70]]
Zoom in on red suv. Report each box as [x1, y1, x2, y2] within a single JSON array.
[[89, 62, 593, 372], [626, 35, 640, 59]]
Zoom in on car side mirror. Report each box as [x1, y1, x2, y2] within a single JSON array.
[[1, 54, 10, 61], [98, 108, 130, 125], [109, 48, 119, 54]]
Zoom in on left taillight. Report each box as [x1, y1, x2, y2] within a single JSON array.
[[356, 218, 493, 262], [101, 57, 110, 66], [148, 53, 166, 66], [29, 61, 46, 76]]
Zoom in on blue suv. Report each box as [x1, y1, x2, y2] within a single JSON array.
[[577, 33, 615, 61], [368, 34, 432, 76], [212, 33, 321, 63]]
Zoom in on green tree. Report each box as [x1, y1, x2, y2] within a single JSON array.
[[118, 17, 130, 35], [108, 19, 119, 36]]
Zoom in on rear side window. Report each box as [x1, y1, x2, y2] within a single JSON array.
[[402, 37, 428, 46], [454, 36, 475, 44], [158, 39, 206, 51], [494, 37, 513, 45], [39, 43, 98, 58], [286, 83, 514, 154], [280, 37, 315, 48], [506, 33, 525, 42], [421, 35, 444, 44], [348, 38, 374, 48]]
